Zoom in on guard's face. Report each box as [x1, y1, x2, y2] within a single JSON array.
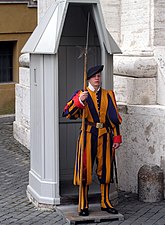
[[88, 72, 101, 89]]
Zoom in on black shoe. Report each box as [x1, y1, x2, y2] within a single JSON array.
[[101, 207, 118, 214], [79, 208, 89, 216]]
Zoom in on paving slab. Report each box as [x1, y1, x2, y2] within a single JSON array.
[[56, 204, 124, 224]]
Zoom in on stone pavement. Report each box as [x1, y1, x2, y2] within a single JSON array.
[[0, 115, 165, 225]]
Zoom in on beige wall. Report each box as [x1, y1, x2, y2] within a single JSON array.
[[0, 84, 15, 114], [0, 3, 37, 114]]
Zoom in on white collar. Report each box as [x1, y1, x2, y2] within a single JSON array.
[[88, 82, 100, 92]]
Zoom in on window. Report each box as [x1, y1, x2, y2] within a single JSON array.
[[0, 42, 13, 83]]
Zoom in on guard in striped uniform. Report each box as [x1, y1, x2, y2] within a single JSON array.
[[63, 65, 122, 216]]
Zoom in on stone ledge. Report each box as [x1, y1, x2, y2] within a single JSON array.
[[56, 204, 124, 224], [126, 104, 165, 117], [114, 76, 156, 105], [118, 103, 165, 117], [19, 53, 30, 68], [114, 55, 157, 78]]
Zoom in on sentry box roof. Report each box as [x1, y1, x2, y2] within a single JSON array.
[[22, 0, 121, 54]]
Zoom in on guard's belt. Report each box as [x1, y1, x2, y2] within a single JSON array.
[[85, 121, 109, 129]]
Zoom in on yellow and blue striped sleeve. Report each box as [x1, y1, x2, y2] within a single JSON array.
[[107, 90, 122, 143], [62, 90, 85, 119]]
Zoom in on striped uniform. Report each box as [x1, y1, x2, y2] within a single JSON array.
[[63, 87, 122, 187]]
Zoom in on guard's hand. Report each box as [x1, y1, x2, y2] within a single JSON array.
[[113, 143, 120, 149], [79, 91, 88, 102]]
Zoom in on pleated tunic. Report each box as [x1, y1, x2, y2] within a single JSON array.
[[63, 87, 122, 185]]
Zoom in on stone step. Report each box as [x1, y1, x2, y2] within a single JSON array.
[[56, 203, 124, 225]]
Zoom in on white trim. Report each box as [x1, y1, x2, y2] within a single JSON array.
[[27, 185, 60, 205]]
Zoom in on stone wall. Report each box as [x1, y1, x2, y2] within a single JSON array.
[[112, 0, 165, 194], [13, 54, 30, 150], [100, 0, 121, 44], [38, 0, 54, 21], [120, 0, 153, 52], [117, 104, 165, 193], [154, 47, 165, 106], [153, 0, 165, 106], [154, 0, 165, 46]]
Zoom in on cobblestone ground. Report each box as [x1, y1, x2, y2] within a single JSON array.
[[0, 116, 165, 225]]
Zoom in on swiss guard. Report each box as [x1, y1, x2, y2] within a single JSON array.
[[63, 65, 122, 216]]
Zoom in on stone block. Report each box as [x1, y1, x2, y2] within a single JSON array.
[[138, 164, 164, 202], [120, 0, 152, 49], [15, 84, 30, 125], [101, 0, 120, 43], [114, 56, 157, 78], [154, 1, 165, 46], [13, 121, 30, 150], [56, 204, 124, 224], [14, 82, 30, 149], [154, 47, 165, 106], [19, 67, 30, 87], [22, 86, 30, 127], [15, 84, 23, 123], [15, 84, 23, 99], [114, 75, 156, 104], [157, 70, 165, 105]]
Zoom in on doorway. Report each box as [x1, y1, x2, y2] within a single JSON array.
[[58, 4, 101, 198]]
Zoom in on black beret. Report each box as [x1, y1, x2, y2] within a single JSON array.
[[87, 65, 104, 80]]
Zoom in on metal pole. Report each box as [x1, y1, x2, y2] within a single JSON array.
[[78, 12, 90, 213]]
